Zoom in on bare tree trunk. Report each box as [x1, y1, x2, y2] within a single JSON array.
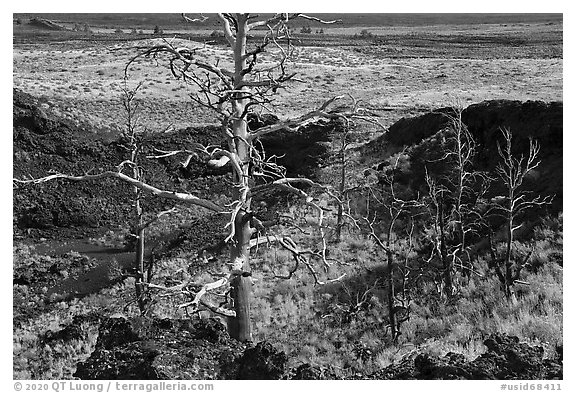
[[385, 248, 397, 341], [438, 193, 453, 297], [335, 146, 346, 241], [229, 274, 252, 341], [491, 128, 551, 301], [504, 214, 516, 302], [132, 179, 147, 313], [228, 211, 253, 341], [223, 14, 254, 342], [134, 226, 146, 312]]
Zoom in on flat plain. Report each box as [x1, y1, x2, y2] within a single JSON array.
[[13, 15, 562, 134]]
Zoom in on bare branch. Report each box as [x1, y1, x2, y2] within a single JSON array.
[[246, 13, 340, 31], [217, 13, 237, 47], [181, 13, 209, 23], [140, 207, 178, 230], [14, 171, 224, 213], [248, 95, 345, 140], [251, 234, 345, 285], [179, 276, 228, 309], [199, 300, 236, 317]]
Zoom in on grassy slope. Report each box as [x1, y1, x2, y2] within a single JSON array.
[[246, 211, 563, 373], [13, 205, 563, 378]]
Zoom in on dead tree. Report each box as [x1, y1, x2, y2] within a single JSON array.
[[118, 79, 148, 313], [334, 117, 351, 242], [445, 109, 476, 279], [424, 107, 490, 298], [489, 127, 553, 300], [331, 97, 383, 242], [424, 173, 453, 298], [349, 153, 420, 342], [117, 79, 179, 314], [15, 14, 380, 342]]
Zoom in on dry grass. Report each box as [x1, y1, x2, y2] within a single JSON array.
[[14, 35, 562, 134]]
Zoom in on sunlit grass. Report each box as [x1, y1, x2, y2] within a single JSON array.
[[13, 204, 562, 379]]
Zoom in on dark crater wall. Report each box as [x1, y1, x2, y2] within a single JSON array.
[[13, 90, 334, 238], [364, 100, 562, 215]]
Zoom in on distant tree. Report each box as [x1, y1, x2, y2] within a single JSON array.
[[210, 30, 225, 38], [153, 25, 163, 35], [130, 28, 138, 35], [83, 23, 92, 34], [16, 18, 23, 25], [360, 29, 373, 38], [300, 25, 312, 34], [115, 28, 124, 34]]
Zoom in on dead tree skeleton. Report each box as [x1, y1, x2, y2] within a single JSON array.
[[424, 107, 490, 298], [489, 127, 553, 301], [347, 153, 421, 342], [117, 78, 177, 313], [15, 13, 378, 341]]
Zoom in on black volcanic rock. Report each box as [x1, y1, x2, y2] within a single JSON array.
[[365, 100, 562, 215], [94, 318, 141, 350], [370, 100, 562, 152], [236, 342, 288, 380], [13, 89, 337, 237], [290, 363, 343, 380], [373, 334, 562, 380], [74, 318, 560, 380], [13, 89, 230, 237], [74, 317, 294, 380], [473, 335, 562, 379], [255, 117, 337, 179], [74, 317, 246, 380]]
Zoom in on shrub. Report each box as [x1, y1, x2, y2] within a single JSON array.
[[360, 29, 373, 38]]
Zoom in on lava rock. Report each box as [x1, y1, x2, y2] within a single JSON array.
[[74, 341, 161, 380], [42, 323, 84, 343], [471, 334, 562, 379], [237, 342, 288, 380], [257, 119, 337, 178], [373, 334, 562, 380], [188, 318, 230, 344], [74, 317, 246, 380], [95, 318, 141, 350], [291, 363, 342, 380]]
